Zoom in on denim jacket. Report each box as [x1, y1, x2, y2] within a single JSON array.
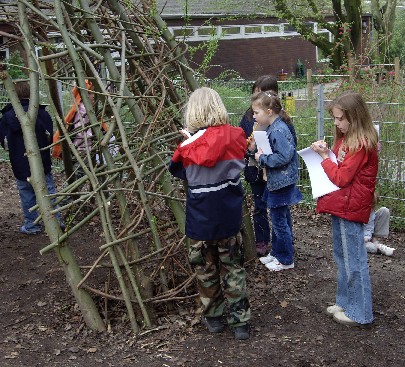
[[258, 117, 299, 191]]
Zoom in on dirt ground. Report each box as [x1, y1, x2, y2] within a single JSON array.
[[1, 161, 404, 367]]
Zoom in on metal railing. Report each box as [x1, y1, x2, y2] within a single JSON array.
[[216, 79, 405, 229], [1, 78, 404, 228]]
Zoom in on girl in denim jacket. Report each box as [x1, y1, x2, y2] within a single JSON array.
[[240, 75, 297, 257], [249, 92, 302, 271]]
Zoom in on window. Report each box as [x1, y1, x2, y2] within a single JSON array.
[[316, 31, 332, 62]]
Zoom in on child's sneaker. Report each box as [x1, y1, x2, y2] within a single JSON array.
[[326, 304, 344, 317], [233, 323, 250, 340], [333, 311, 362, 326], [376, 243, 395, 256], [259, 253, 276, 265], [365, 241, 377, 253], [202, 316, 225, 333], [20, 225, 42, 234], [265, 259, 294, 272]]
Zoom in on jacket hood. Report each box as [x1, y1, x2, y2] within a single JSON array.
[[178, 124, 246, 168]]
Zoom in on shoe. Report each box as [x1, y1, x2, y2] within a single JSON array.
[[20, 225, 41, 234], [376, 243, 395, 256], [202, 316, 225, 333], [326, 304, 344, 317], [265, 259, 294, 272], [333, 311, 361, 326], [259, 253, 276, 265], [365, 241, 377, 253], [233, 323, 250, 340], [256, 242, 268, 257]]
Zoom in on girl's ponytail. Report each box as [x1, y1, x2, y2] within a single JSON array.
[[280, 108, 292, 125]]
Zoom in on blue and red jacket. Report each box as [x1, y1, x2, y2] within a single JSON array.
[[169, 124, 246, 241]]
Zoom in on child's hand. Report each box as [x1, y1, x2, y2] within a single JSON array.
[[311, 140, 329, 159], [247, 137, 256, 152], [254, 148, 264, 161]]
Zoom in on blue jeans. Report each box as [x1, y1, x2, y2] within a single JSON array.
[[332, 216, 373, 324], [16, 173, 59, 231], [269, 205, 294, 265], [250, 180, 270, 244]]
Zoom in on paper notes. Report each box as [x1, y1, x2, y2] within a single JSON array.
[[297, 147, 340, 199], [253, 131, 273, 154], [179, 129, 191, 138]]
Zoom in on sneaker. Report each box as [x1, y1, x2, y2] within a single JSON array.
[[376, 243, 395, 256], [233, 323, 250, 340], [265, 259, 294, 272], [20, 225, 42, 234], [259, 253, 276, 265], [326, 304, 344, 317], [365, 241, 377, 253], [333, 311, 361, 326], [256, 242, 268, 257], [202, 316, 225, 333]]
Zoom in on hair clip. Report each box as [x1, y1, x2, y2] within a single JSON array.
[[264, 91, 276, 98]]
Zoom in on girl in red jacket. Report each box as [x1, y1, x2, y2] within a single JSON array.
[[311, 91, 378, 326]]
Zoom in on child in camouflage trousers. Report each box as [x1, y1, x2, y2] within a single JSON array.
[[169, 87, 251, 340]]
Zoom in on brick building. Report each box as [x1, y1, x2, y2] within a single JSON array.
[[156, 0, 373, 80]]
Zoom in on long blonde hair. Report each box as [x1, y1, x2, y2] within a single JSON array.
[[184, 87, 229, 133], [328, 91, 378, 153]]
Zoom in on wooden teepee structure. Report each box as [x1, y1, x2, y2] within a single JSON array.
[[0, 0, 255, 333]]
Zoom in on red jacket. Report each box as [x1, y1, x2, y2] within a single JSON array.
[[169, 124, 246, 240], [316, 138, 378, 223]]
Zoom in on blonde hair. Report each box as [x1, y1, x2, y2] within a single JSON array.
[[184, 87, 229, 133], [328, 91, 378, 153]]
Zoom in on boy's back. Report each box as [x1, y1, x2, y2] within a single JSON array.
[[169, 124, 246, 241]]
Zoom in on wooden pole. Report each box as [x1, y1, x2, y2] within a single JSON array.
[[307, 69, 313, 100], [394, 57, 400, 84]]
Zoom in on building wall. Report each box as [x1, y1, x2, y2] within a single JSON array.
[[188, 36, 317, 80], [165, 14, 373, 80]]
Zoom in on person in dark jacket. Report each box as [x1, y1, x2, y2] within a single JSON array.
[[311, 91, 378, 326], [239, 75, 297, 256], [169, 87, 251, 340], [0, 81, 61, 234]]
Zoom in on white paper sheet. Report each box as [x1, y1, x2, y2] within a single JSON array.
[[253, 131, 273, 154], [179, 129, 192, 138], [297, 147, 340, 199]]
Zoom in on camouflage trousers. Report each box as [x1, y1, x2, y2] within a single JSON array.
[[189, 232, 251, 326]]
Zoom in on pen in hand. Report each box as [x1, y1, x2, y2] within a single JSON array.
[[318, 136, 326, 149]]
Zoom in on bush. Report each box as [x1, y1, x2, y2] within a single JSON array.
[[5, 51, 27, 79]]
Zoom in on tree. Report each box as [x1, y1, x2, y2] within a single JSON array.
[[388, 8, 405, 62], [268, 0, 401, 67], [371, 0, 398, 62], [270, 0, 363, 69]]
